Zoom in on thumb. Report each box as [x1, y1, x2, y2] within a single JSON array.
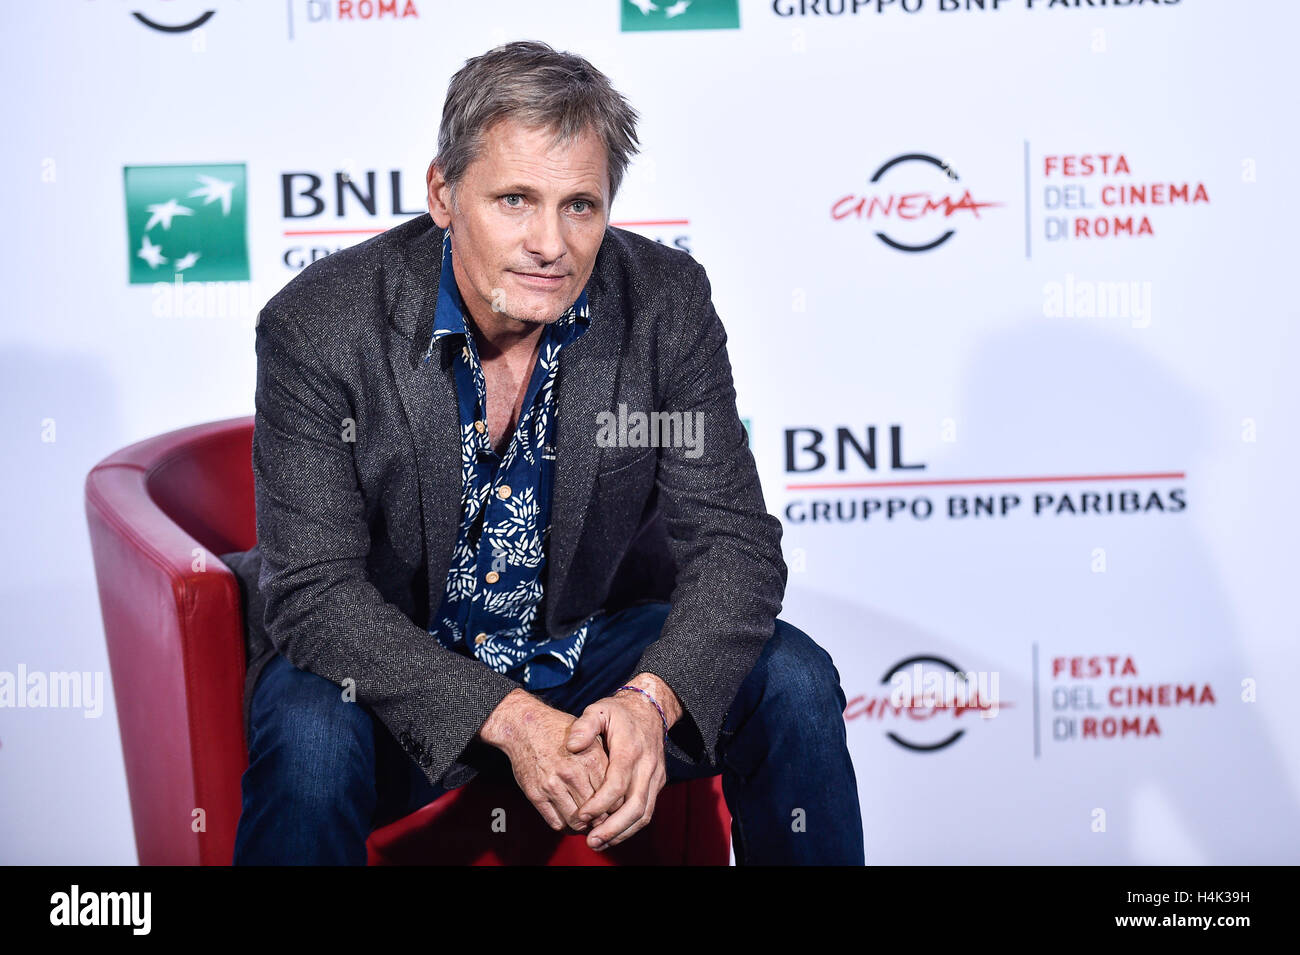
[[566, 712, 599, 750]]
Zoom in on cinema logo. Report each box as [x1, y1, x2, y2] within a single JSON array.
[[1037, 152, 1210, 244], [831, 153, 1004, 252], [1050, 654, 1216, 742], [280, 167, 425, 269], [845, 655, 1006, 753], [127, 2, 216, 34]]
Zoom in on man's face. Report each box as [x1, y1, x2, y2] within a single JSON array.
[[426, 118, 610, 330]]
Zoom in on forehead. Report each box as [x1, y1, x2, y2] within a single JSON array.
[[473, 119, 608, 190]]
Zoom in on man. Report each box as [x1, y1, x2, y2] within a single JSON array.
[[226, 40, 864, 865]]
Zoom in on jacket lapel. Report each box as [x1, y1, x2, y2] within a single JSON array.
[[386, 219, 463, 625], [545, 254, 621, 633]]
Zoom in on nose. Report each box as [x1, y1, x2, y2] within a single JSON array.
[[523, 210, 567, 269]]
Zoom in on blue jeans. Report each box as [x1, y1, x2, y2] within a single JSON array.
[[233, 602, 865, 865]]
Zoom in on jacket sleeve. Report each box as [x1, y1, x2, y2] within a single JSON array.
[[251, 303, 522, 790], [630, 258, 789, 770]]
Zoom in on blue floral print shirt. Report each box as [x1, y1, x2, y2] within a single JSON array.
[[422, 228, 600, 689]]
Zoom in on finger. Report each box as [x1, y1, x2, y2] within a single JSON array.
[[576, 722, 636, 822], [552, 740, 608, 830], [582, 758, 606, 809], [559, 768, 597, 830], [606, 778, 663, 848], [588, 764, 651, 849], [591, 795, 622, 830], [550, 785, 584, 831], [576, 756, 631, 824], [527, 789, 566, 832]]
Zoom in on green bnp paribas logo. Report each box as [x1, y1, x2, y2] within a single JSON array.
[[621, 0, 740, 31], [124, 163, 249, 284]]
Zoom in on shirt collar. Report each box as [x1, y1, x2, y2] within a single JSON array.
[[425, 228, 591, 362]]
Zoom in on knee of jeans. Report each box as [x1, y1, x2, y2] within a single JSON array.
[[762, 620, 847, 715], [247, 660, 376, 803]]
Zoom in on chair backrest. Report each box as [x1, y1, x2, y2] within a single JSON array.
[[84, 416, 256, 865], [145, 420, 256, 555]]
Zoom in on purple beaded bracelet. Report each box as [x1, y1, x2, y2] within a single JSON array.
[[616, 685, 669, 743]]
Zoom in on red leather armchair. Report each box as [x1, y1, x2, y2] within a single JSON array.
[[84, 415, 732, 865]]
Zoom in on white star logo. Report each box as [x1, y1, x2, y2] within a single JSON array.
[[143, 198, 195, 232], [137, 234, 168, 269], [187, 175, 236, 216], [174, 251, 200, 271]]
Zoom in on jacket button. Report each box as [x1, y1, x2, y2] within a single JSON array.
[[485, 570, 500, 584], [496, 484, 512, 499], [473, 420, 486, 434], [474, 632, 488, 645]]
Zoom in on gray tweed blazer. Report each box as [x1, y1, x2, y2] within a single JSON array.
[[222, 212, 787, 791]]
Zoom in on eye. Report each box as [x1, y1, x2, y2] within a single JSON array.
[[502, 194, 524, 208], [572, 200, 592, 214]]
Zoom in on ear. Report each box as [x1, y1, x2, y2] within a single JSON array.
[[426, 159, 453, 229]]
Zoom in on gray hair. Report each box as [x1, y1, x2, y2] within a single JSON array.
[[433, 41, 641, 214]]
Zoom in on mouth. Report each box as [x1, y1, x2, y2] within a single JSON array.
[[511, 270, 567, 290]]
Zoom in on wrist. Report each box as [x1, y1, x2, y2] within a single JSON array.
[[616, 673, 682, 732], [476, 687, 541, 756]]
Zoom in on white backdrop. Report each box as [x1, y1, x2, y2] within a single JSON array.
[[2, 0, 1297, 864]]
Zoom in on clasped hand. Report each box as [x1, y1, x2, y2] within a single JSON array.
[[507, 691, 667, 851]]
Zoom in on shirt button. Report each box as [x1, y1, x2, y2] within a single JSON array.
[[473, 420, 486, 434], [485, 570, 500, 584], [496, 484, 512, 499], [474, 632, 488, 645]]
